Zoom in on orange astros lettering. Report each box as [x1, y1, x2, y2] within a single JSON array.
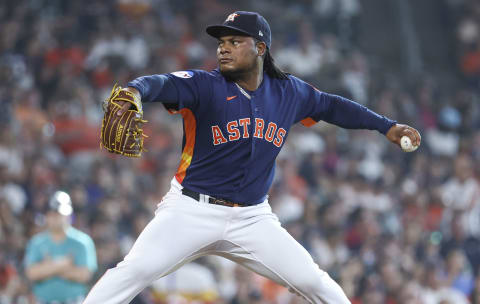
[[211, 118, 286, 148], [211, 125, 228, 145], [226, 95, 237, 101]]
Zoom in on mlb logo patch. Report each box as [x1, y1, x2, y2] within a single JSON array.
[[171, 71, 193, 78]]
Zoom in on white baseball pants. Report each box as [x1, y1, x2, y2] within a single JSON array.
[[83, 179, 350, 304]]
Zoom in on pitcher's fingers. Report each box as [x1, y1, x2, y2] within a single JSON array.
[[117, 102, 131, 116], [403, 128, 416, 143], [407, 127, 420, 146], [413, 129, 421, 146]]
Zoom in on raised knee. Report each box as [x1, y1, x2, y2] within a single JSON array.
[[116, 259, 157, 281], [290, 269, 350, 304], [292, 268, 331, 295]]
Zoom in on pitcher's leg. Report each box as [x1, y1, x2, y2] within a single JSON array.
[[84, 196, 225, 304], [226, 206, 350, 304]]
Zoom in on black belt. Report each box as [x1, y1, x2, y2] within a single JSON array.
[[182, 188, 251, 207]]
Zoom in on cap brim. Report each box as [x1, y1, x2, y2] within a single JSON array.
[[206, 25, 252, 39]]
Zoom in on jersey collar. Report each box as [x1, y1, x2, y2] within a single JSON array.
[[234, 82, 251, 99]]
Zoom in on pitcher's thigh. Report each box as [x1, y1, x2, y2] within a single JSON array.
[[227, 218, 350, 304], [120, 203, 225, 279], [84, 204, 223, 304]]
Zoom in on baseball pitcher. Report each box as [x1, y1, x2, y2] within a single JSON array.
[[88, 11, 421, 304]]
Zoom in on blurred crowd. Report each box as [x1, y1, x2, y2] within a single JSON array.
[[0, 0, 480, 303]]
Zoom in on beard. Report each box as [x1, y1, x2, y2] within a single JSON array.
[[219, 60, 257, 82]]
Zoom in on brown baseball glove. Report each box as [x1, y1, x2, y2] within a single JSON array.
[[100, 84, 147, 157]]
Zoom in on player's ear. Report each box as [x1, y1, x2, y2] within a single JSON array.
[[256, 41, 266, 57]]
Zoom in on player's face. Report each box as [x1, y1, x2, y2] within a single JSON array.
[[46, 211, 69, 231], [217, 35, 259, 77]]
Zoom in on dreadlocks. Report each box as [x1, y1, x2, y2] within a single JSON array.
[[262, 48, 289, 80]]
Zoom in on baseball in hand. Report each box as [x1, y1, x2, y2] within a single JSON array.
[[400, 136, 418, 152]]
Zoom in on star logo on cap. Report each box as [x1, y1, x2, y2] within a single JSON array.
[[226, 13, 239, 22]]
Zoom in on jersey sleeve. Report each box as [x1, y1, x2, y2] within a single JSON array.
[[24, 238, 42, 267], [292, 76, 396, 134], [127, 70, 213, 112], [73, 235, 98, 272]]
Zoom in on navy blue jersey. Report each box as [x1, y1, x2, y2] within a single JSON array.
[[128, 69, 395, 205]]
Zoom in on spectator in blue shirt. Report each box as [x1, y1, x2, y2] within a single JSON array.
[[24, 191, 97, 304]]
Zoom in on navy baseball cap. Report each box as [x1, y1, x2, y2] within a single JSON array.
[[206, 11, 272, 49]]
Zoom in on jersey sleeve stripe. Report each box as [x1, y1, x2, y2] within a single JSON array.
[[175, 108, 197, 183], [300, 117, 316, 127]]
